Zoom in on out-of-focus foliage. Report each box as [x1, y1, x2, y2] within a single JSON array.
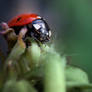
[[3, 80, 37, 92], [49, 0, 92, 82]]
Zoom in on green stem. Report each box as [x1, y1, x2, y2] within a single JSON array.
[[44, 53, 66, 92]]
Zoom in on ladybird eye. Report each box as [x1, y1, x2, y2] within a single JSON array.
[[33, 24, 41, 30]]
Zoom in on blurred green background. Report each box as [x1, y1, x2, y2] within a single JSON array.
[[0, 0, 92, 82]]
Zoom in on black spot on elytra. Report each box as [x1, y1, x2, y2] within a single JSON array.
[[16, 17, 21, 22]]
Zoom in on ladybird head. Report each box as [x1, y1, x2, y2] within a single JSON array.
[[28, 19, 51, 43]]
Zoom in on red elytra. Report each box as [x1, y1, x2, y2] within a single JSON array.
[[8, 14, 41, 27]]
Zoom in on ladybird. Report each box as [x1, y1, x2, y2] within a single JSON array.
[[1, 13, 51, 43]]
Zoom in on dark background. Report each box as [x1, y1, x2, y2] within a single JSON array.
[[0, 0, 92, 82]]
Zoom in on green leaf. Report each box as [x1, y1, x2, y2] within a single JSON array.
[[43, 52, 66, 92], [66, 65, 89, 83], [65, 65, 92, 89]]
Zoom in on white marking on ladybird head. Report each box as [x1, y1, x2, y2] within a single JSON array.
[[33, 24, 41, 30]]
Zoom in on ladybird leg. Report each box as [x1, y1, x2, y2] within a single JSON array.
[[18, 27, 28, 48]]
